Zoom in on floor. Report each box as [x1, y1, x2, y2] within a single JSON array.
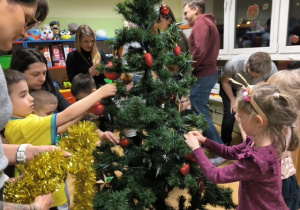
[[67, 124, 243, 209]]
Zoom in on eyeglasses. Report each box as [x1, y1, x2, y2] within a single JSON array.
[[18, 1, 41, 30]]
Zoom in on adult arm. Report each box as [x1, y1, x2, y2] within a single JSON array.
[[0, 193, 53, 210], [3, 144, 70, 165], [221, 74, 236, 113]]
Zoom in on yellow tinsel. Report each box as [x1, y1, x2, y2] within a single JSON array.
[[4, 121, 99, 210]]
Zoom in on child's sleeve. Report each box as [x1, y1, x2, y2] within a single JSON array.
[[193, 147, 262, 184], [204, 138, 250, 160]]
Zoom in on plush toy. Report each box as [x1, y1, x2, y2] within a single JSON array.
[[49, 21, 60, 31], [68, 23, 78, 35], [41, 29, 53, 40], [60, 29, 72, 40], [95, 29, 107, 38], [52, 26, 60, 40], [27, 27, 41, 41], [41, 24, 51, 32]]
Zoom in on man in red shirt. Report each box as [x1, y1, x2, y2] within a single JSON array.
[[183, 0, 225, 166]]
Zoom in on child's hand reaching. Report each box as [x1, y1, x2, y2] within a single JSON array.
[[96, 129, 119, 146], [184, 131, 206, 151], [98, 84, 117, 98]]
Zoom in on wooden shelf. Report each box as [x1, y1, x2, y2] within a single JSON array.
[[49, 66, 66, 70]]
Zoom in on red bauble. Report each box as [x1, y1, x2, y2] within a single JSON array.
[[185, 153, 197, 163], [120, 138, 130, 147], [104, 72, 121, 80], [160, 5, 169, 16], [180, 163, 190, 176], [104, 62, 120, 80], [92, 102, 105, 116], [173, 45, 181, 56], [144, 52, 153, 67]]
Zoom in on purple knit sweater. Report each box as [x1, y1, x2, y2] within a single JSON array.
[[193, 137, 288, 210]]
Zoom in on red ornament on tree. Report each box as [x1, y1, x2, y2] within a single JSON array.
[[160, 5, 169, 16], [104, 62, 121, 80], [180, 163, 190, 176], [92, 101, 106, 116], [185, 153, 197, 163], [120, 138, 130, 147], [144, 50, 153, 67], [104, 71, 121, 80], [173, 45, 181, 56]]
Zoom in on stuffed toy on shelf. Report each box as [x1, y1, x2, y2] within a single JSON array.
[[60, 29, 72, 40], [27, 27, 41, 41]]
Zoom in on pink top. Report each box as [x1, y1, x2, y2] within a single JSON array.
[[193, 137, 288, 210]]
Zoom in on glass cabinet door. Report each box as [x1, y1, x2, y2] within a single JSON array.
[[204, 0, 228, 57], [278, 0, 300, 60], [228, 0, 280, 55]]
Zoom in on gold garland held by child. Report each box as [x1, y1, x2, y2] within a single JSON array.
[[4, 121, 99, 210]]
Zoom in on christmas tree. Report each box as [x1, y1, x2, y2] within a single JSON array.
[[94, 0, 235, 209]]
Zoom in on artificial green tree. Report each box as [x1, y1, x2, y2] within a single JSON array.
[[93, 0, 235, 209]]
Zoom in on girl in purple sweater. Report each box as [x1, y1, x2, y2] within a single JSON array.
[[184, 83, 299, 210]]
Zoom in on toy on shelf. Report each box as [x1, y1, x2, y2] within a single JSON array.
[[41, 24, 51, 31], [95, 29, 107, 38], [50, 21, 60, 40], [50, 21, 59, 30], [52, 26, 60, 40], [41, 29, 53, 40], [60, 29, 72, 40], [27, 27, 41, 41], [68, 23, 78, 39]]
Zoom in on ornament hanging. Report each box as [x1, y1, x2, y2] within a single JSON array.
[[185, 153, 196, 163], [96, 174, 113, 191], [104, 62, 121, 80], [92, 101, 105, 116], [144, 50, 153, 67], [119, 138, 131, 147], [180, 163, 190, 176], [160, 5, 169, 16], [173, 45, 181, 56]]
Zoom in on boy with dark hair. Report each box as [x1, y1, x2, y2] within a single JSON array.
[[3, 69, 117, 208]]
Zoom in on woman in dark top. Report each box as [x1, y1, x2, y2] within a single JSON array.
[[66, 24, 108, 87], [153, 5, 190, 53], [10, 48, 70, 112]]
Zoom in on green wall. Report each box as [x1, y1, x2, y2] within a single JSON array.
[[43, 0, 183, 38]]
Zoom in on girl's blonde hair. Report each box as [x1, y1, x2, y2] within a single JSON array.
[[236, 83, 299, 155], [75, 24, 100, 65], [267, 69, 300, 151]]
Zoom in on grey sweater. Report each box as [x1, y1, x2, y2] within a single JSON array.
[[0, 67, 11, 188]]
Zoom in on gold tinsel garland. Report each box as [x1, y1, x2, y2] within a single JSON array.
[[4, 121, 99, 209]]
